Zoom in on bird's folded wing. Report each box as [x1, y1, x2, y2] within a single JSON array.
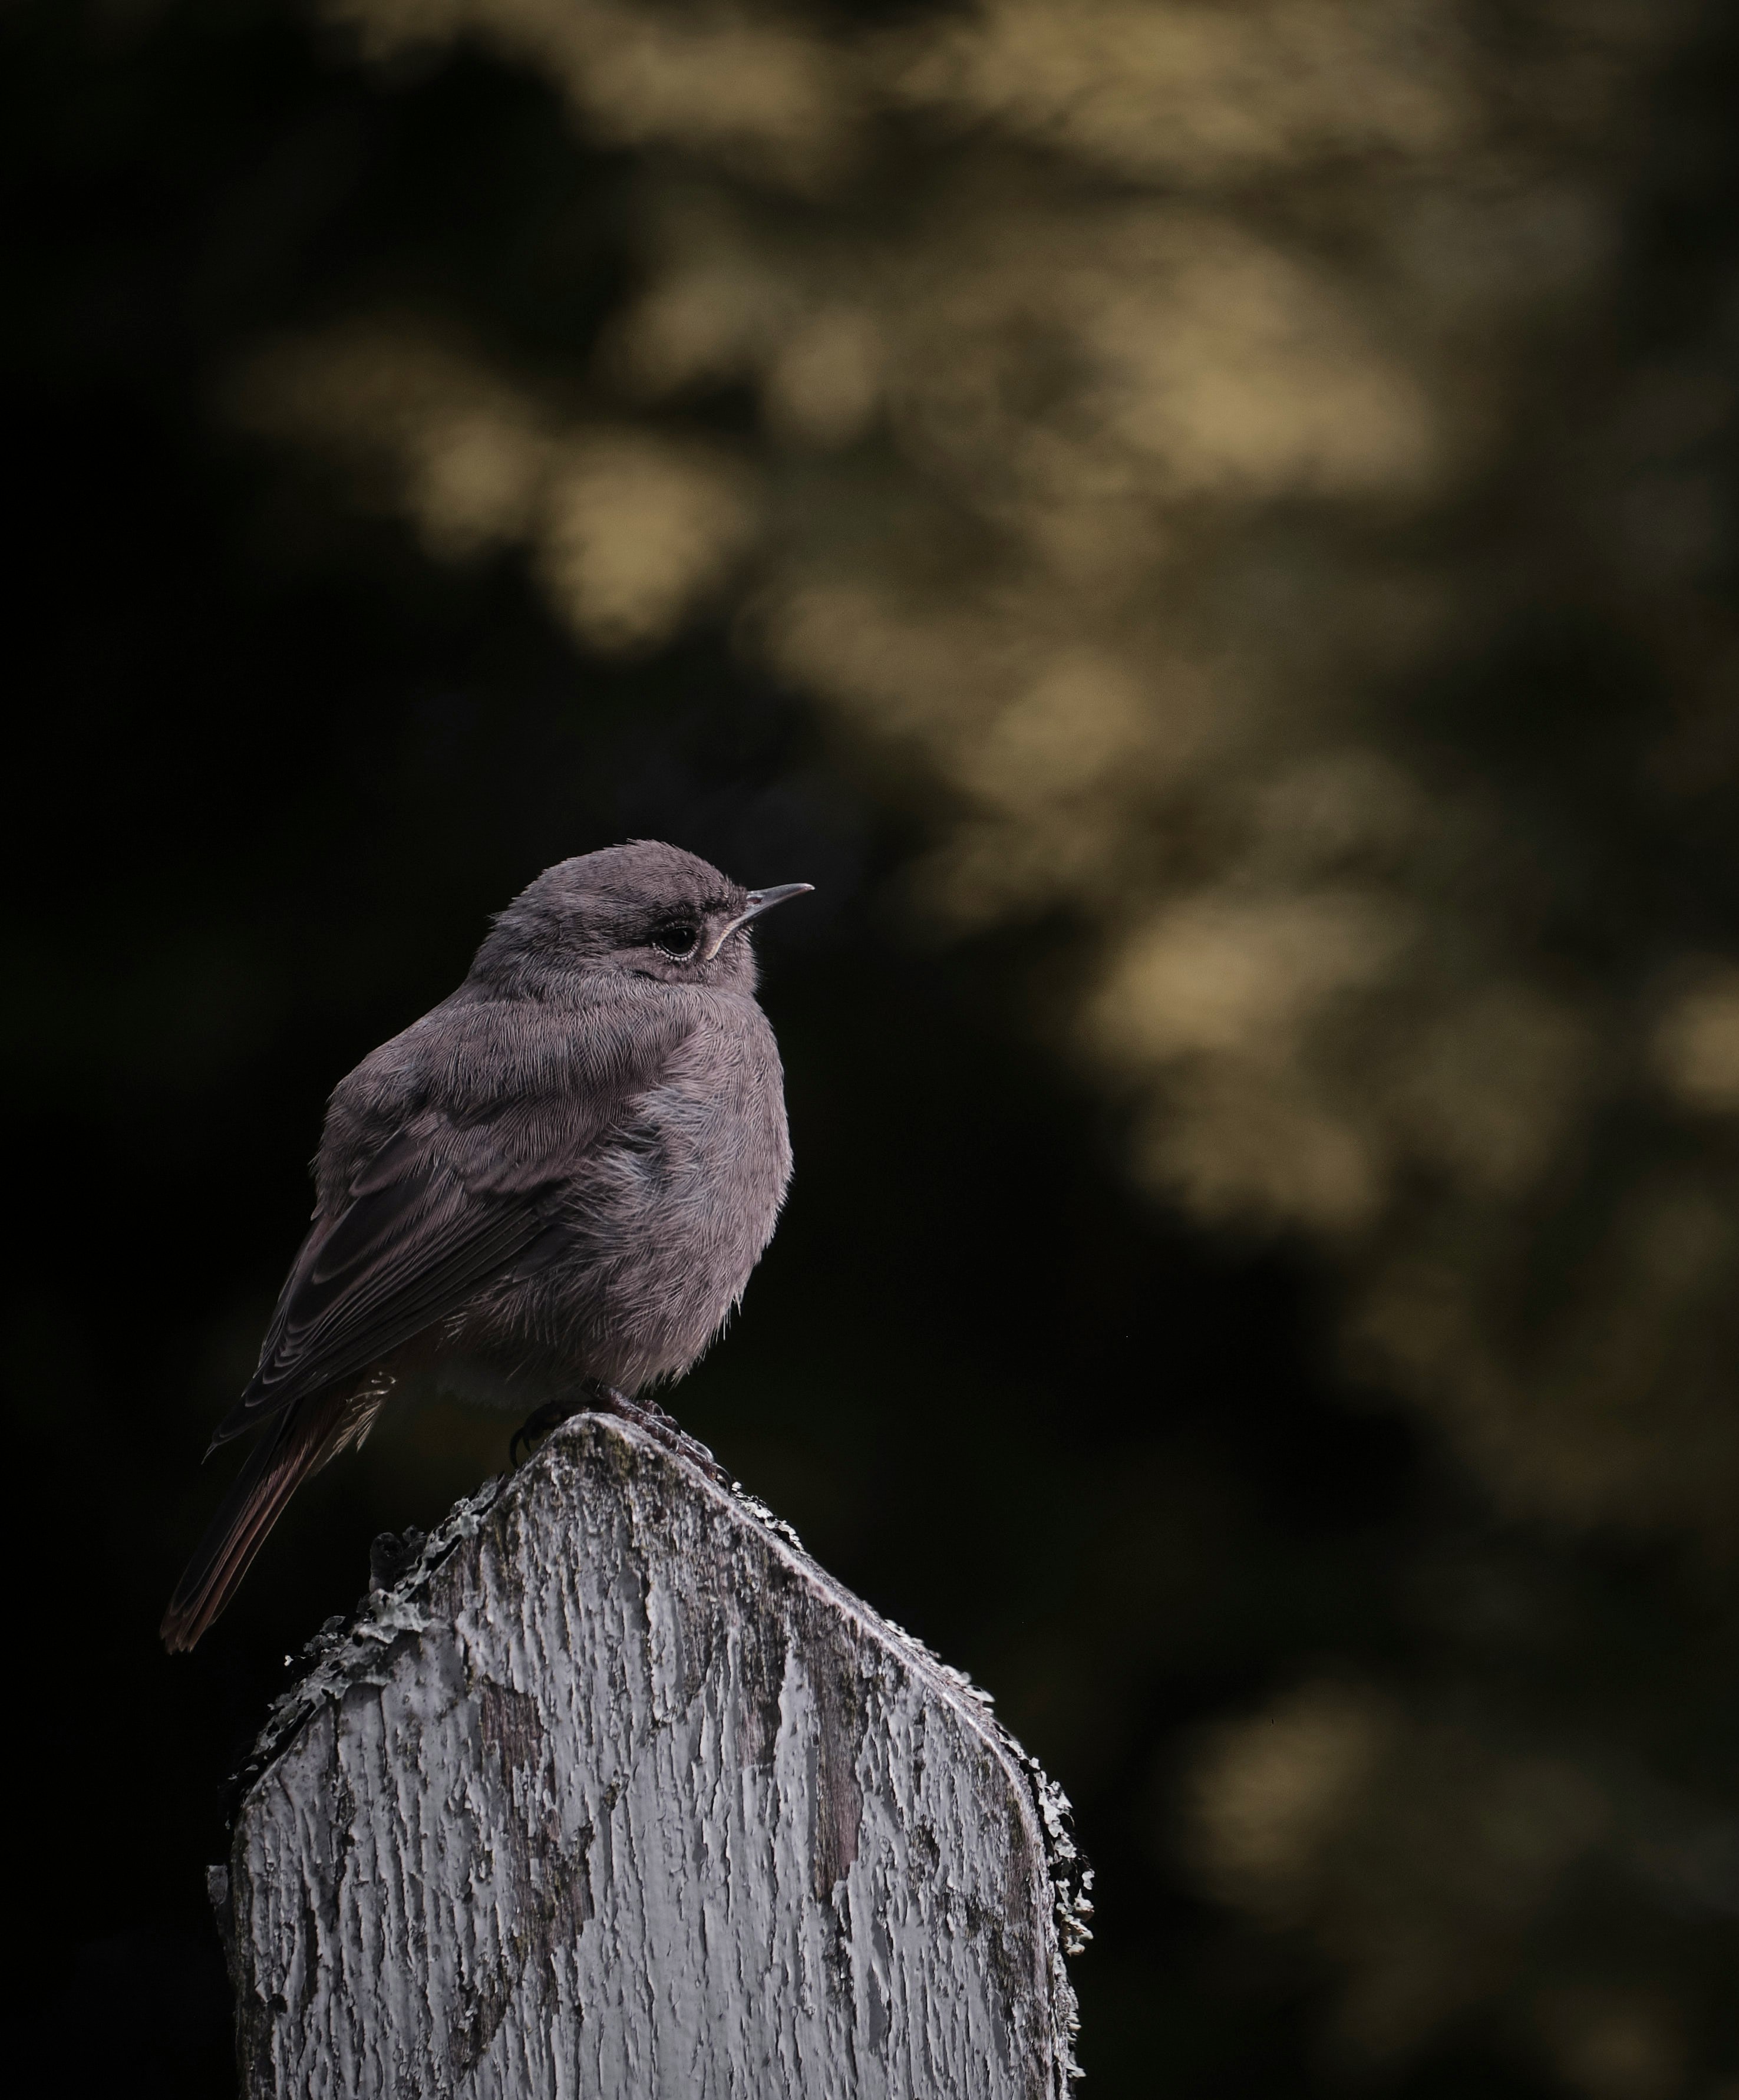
[[212, 1146, 547, 1442], [212, 990, 702, 1444]]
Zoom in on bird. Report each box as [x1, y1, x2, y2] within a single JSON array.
[[160, 841, 811, 1653]]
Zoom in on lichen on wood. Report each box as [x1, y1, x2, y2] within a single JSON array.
[[213, 1413, 1089, 2098]]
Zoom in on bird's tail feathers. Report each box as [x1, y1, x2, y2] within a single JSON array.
[[160, 1395, 347, 1654]]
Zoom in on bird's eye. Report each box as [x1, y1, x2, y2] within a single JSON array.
[[649, 919, 701, 960]]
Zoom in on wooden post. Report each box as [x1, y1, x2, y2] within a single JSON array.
[[210, 1413, 1090, 2098]]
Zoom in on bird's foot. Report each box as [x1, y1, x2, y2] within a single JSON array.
[[508, 1384, 730, 1486], [509, 1396, 585, 1467], [582, 1383, 732, 1488]]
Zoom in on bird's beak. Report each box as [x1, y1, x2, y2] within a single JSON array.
[[706, 882, 814, 958]]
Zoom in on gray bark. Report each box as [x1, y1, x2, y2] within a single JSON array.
[[212, 1413, 1090, 2098]]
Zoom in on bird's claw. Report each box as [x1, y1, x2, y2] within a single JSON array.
[[508, 1397, 584, 1466], [509, 1382, 731, 1486]]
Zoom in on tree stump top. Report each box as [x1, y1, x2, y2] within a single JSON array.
[[216, 1414, 1090, 2098]]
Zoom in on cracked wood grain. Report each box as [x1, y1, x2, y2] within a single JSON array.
[[216, 1413, 1089, 2098]]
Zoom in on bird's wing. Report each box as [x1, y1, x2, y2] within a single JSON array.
[[213, 992, 698, 1442], [212, 1133, 547, 1442]]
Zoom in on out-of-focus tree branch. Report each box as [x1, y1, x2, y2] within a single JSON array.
[[217, 2, 1739, 2086]]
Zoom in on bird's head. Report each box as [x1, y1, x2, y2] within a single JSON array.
[[472, 841, 812, 998]]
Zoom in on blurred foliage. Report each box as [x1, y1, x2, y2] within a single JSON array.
[[7, 0, 1738, 2095]]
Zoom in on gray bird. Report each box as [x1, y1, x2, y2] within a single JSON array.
[[161, 842, 811, 1653]]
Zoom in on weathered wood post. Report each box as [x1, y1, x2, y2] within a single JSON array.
[[210, 1413, 1091, 2097]]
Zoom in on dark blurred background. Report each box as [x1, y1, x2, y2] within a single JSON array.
[[8, 0, 1738, 2094]]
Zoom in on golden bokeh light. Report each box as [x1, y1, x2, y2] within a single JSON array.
[[223, 2, 1738, 2076]]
